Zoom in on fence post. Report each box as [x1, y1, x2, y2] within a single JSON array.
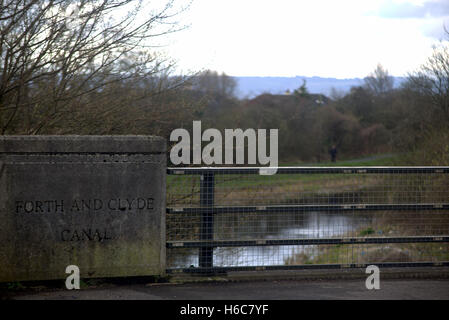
[[199, 172, 214, 270]]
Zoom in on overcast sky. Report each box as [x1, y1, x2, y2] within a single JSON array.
[[164, 0, 449, 78]]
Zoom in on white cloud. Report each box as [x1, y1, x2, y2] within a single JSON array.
[[373, 0, 449, 19], [165, 0, 445, 78]]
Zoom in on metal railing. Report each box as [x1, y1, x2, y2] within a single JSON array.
[[166, 167, 449, 274]]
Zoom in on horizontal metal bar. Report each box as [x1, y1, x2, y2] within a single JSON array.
[[167, 166, 449, 175], [167, 236, 449, 248], [166, 261, 449, 274], [167, 203, 449, 214]]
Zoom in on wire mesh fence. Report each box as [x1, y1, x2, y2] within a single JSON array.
[[166, 167, 449, 273]]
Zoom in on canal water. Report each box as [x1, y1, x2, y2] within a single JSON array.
[[169, 211, 373, 268]]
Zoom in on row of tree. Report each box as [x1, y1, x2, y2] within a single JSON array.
[[193, 59, 449, 164]]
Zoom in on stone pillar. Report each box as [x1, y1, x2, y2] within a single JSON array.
[[0, 136, 166, 282]]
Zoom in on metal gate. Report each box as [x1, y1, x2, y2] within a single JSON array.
[[166, 167, 449, 274]]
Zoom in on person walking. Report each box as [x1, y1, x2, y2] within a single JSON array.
[[329, 145, 337, 162]]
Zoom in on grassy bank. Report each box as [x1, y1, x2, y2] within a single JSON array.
[[285, 211, 449, 266], [280, 153, 400, 167], [167, 154, 399, 207]]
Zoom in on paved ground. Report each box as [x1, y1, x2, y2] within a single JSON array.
[[4, 278, 449, 300]]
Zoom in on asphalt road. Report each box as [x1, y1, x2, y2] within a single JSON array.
[[5, 279, 449, 300]]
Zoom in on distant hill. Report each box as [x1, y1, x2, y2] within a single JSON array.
[[234, 76, 406, 99]]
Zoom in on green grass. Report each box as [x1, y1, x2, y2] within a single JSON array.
[[5, 282, 25, 290], [167, 153, 399, 205], [167, 172, 362, 196], [280, 153, 400, 167], [300, 242, 449, 265], [359, 227, 375, 236]]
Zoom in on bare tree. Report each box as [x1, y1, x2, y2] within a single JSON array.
[[407, 42, 449, 120], [194, 70, 237, 98], [364, 64, 394, 96], [0, 0, 190, 134]]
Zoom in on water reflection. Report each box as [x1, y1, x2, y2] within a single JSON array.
[[169, 211, 372, 268]]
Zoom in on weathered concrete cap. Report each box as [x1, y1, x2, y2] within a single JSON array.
[[0, 135, 166, 153]]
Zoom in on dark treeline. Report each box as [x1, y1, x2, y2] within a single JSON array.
[[187, 61, 449, 165], [3, 58, 449, 166]]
